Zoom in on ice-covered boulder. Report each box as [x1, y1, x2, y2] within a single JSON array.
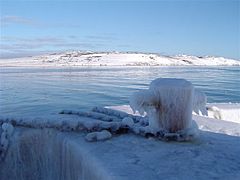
[[130, 78, 206, 140]]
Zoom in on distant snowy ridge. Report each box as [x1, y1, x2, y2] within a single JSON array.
[[0, 51, 240, 67]]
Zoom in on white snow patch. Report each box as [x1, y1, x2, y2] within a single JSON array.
[[207, 103, 240, 123]]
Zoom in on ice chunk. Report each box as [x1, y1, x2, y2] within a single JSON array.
[[85, 130, 112, 142], [207, 106, 222, 120], [193, 89, 208, 116], [129, 90, 157, 115], [121, 117, 134, 128]]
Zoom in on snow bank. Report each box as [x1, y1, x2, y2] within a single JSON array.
[[206, 103, 240, 123]]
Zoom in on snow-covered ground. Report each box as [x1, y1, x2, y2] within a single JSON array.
[[0, 103, 239, 180], [207, 103, 240, 123], [0, 51, 240, 67]]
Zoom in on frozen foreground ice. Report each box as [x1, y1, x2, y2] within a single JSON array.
[[0, 105, 240, 179], [0, 78, 240, 179]]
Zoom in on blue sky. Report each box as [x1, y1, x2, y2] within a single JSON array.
[[0, 0, 239, 59]]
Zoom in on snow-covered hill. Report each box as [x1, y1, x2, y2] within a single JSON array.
[[0, 51, 240, 67]]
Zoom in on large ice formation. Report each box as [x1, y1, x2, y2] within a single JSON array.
[[130, 78, 207, 140]]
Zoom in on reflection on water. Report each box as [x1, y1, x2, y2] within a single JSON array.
[[0, 66, 239, 117]]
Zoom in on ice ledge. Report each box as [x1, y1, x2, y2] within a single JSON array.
[[0, 128, 112, 180], [1, 124, 240, 180]]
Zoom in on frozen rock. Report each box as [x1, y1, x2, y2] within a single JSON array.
[[85, 130, 112, 142]]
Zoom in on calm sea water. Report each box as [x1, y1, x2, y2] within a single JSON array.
[[0, 66, 239, 117]]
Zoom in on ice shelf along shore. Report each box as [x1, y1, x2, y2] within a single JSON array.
[[0, 78, 240, 180]]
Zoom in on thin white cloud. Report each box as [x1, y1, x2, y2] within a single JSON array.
[[0, 15, 81, 28], [0, 33, 127, 58], [0, 35, 114, 50], [85, 35, 118, 41], [1, 36, 67, 43], [0, 15, 36, 26], [0, 35, 104, 58]]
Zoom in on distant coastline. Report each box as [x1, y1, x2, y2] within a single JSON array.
[[0, 51, 239, 67]]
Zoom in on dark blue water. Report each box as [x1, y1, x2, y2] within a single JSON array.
[[0, 66, 239, 117]]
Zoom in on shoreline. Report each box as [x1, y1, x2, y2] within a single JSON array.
[[1, 52, 239, 67]]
